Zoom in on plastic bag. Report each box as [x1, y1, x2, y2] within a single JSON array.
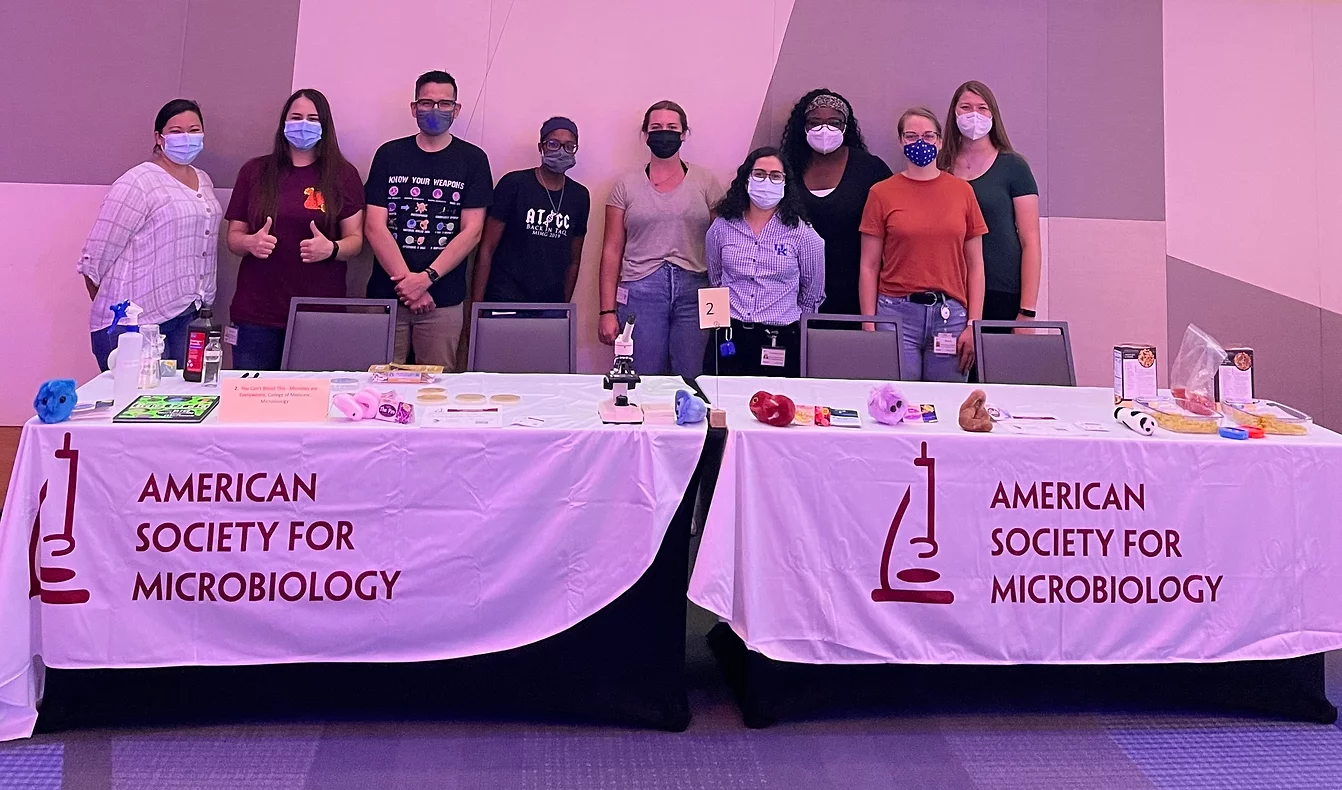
[[1170, 324, 1226, 416]]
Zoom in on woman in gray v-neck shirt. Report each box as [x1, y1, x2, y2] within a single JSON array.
[[598, 100, 725, 378]]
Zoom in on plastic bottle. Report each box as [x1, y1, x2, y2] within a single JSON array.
[[113, 303, 145, 409], [185, 304, 221, 382], [202, 336, 222, 386], [138, 323, 162, 389]]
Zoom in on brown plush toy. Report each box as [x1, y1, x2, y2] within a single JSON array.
[[958, 389, 993, 433]]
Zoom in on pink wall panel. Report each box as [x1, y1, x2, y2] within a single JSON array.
[[1163, 0, 1322, 307], [1046, 218, 1168, 388], [1314, 4, 1342, 315], [0, 185, 125, 424]]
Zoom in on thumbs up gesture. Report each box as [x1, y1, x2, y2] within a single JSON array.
[[246, 217, 277, 259], [300, 220, 335, 263]]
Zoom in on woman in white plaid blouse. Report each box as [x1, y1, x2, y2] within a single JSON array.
[[78, 99, 221, 371]]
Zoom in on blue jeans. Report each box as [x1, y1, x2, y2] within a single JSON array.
[[617, 263, 709, 380], [91, 306, 197, 372], [232, 323, 286, 371], [876, 294, 969, 382]]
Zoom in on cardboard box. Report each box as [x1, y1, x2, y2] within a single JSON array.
[[1216, 347, 1254, 404], [1113, 344, 1158, 404]]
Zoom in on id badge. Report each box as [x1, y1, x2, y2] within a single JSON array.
[[761, 348, 787, 367], [224, 325, 239, 346], [615, 286, 629, 305], [933, 332, 957, 356]]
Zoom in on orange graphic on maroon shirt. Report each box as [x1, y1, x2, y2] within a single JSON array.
[[28, 432, 91, 605], [303, 187, 327, 212]]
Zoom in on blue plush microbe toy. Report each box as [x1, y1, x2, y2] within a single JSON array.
[[675, 389, 707, 425], [35, 379, 78, 424]]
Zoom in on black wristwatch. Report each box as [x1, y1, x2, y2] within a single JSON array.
[[1018, 308, 1037, 319], [324, 241, 340, 262], [424, 267, 440, 283]]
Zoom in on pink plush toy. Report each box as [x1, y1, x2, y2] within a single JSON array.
[[867, 383, 908, 425], [332, 388, 383, 421]]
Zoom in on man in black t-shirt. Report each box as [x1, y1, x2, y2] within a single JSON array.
[[472, 117, 590, 306], [364, 70, 493, 369]]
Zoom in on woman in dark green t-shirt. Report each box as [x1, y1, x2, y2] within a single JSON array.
[[939, 80, 1041, 323]]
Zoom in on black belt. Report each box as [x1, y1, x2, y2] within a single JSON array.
[[906, 291, 945, 305]]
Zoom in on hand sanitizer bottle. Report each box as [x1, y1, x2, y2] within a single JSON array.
[[112, 302, 144, 409], [202, 336, 223, 386]]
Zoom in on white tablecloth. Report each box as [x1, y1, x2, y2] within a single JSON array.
[[689, 376, 1342, 666], [1, 372, 705, 741]]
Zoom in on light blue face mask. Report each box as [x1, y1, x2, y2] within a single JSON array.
[[284, 119, 323, 151], [161, 132, 204, 165]]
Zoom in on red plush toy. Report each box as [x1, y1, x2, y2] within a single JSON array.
[[749, 391, 796, 427]]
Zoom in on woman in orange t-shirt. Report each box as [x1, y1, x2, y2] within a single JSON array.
[[858, 107, 986, 382]]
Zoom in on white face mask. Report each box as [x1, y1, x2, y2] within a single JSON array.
[[806, 125, 844, 155], [956, 111, 993, 141], [747, 178, 785, 210]]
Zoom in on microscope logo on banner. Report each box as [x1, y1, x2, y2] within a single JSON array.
[[871, 442, 954, 605], [28, 432, 91, 605]]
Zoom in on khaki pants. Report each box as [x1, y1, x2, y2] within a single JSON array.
[[394, 302, 463, 370]]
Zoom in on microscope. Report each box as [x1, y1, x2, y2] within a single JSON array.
[[600, 315, 643, 424]]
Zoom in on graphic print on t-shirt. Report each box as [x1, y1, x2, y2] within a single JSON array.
[[384, 174, 465, 253], [524, 206, 574, 240], [303, 187, 326, 212]]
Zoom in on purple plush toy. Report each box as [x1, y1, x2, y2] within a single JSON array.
[[867, 383, 907, 426]]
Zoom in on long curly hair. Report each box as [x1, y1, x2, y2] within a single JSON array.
[[779, 88, 870, 177], [713, 146, 808, 227]]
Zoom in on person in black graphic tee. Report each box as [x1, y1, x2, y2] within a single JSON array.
[[473, 117, 590, 305], [364, 70, 492, 370]]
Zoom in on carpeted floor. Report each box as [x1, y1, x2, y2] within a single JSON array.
[[4, 617, 1342, 790]]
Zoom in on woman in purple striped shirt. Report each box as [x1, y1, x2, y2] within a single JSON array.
[[704, 147, 825, 378]]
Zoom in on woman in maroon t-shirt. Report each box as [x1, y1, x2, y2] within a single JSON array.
[[225, 88, 364, 370]]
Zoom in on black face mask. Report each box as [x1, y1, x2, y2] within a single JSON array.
[[646, 130, 683, 159]]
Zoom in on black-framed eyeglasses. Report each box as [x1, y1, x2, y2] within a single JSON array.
[[805, 119, 847, 132], [542, 140, 579, 154], [901, 131, 940, 143], [749, 170, 786, 184], [414, 99, 459, 113]]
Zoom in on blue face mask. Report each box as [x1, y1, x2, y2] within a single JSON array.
[[161, 132, 204, 165], [284, 119, 323, 151], [416, 108, 455, 137], [903, 139, 938, 168]]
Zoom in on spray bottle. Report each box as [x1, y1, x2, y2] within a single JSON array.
[[110, 301, 144, 409]]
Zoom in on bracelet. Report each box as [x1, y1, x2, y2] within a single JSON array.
[[324, 240, 340, 262], [599, 309, 617, 316]]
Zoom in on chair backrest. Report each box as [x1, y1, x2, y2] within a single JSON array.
[[281, 298, 397, 372], [974, 320, 1076, 386], [468, 302, 576, 374], [799, 314, 904, 380]]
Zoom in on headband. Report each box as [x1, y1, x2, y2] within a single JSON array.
[[540, 116, 578, 142], [805, 94, 849, 120]]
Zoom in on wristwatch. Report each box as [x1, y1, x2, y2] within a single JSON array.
[[1018, 308, 1037, 319], [424, 267, 440, 284]]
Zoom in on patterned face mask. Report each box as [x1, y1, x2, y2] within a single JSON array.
[[903, 139, 938, 167]]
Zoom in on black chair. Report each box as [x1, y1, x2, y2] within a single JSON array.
[[281, 298, 397, 372], [799, 314, 904, 380], [468, 302, 577, 374], [973, 320, 1076, 386]]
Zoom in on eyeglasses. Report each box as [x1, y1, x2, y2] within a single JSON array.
[[749, 170, 786, 185], [542, 140, 579, 154], [901, 131, 940, 144], [805, 119, 847, 132], [414, 99, 459, 113]]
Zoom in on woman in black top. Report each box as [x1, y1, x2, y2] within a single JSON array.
[[940, 80, 1041, 323], [780, 89, 892, 316]]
